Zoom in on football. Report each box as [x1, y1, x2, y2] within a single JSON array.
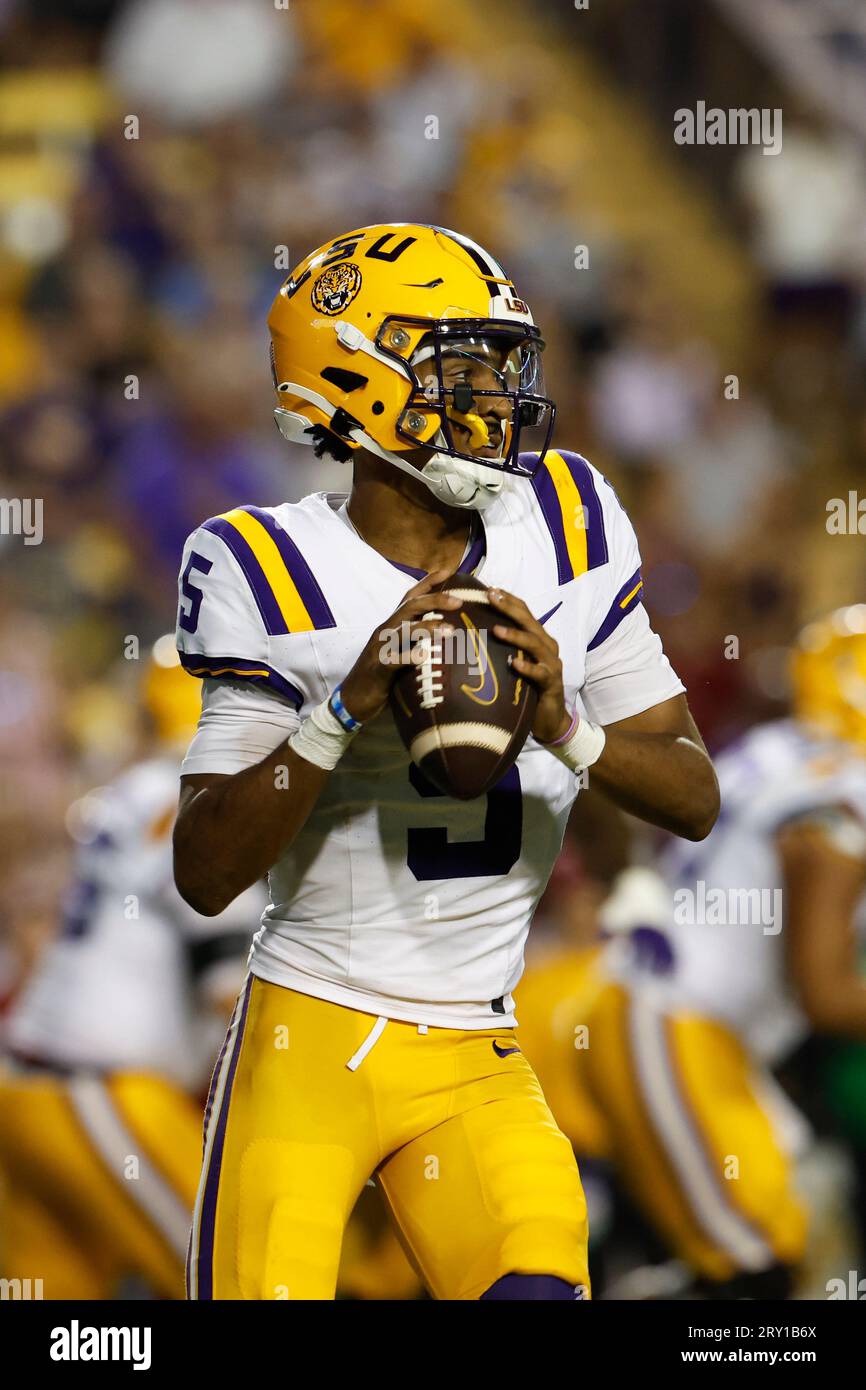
[[389, 572, 538, 800]]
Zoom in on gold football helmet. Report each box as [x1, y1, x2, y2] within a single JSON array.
[[791, 605, 866, 746], [267, 223, 554, 509]]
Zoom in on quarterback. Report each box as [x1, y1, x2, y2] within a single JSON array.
[[173, 223, 719, 1301]]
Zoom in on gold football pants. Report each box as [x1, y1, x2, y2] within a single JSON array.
[[582, 983, 808, 1282], [0, 1066, 201, 1298], [188, 977, 590, 1300]]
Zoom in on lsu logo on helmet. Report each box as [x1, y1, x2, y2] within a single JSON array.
[[311, 262, 363, 315]]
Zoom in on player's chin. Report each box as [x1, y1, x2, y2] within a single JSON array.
[[470, 440, 505, 461]]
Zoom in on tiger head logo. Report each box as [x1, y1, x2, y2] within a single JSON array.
[[311, 262, 363, 315]]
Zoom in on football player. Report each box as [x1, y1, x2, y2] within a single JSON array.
[[526, 608, 866, 1298], [0, 641, 261, 1299], [173, 223, 720, 1301]]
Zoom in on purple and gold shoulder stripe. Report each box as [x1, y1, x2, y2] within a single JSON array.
[[177, 650, 304, 708], [204, 506, 335, 635], [530, 451, 609, 584], [587, 569, 644, 651]]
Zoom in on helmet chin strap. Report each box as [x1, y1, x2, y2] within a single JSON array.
[[274, 388, 506, 511], [419, 451, 505, 510], [357, 431, 505, 510]]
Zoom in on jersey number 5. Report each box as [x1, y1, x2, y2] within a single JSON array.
[[179, 552, 213, 634]]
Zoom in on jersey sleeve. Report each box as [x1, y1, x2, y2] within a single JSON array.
[[176, 513, 306, 710], [181, 678, 301, 776], [578, 462, 685, 725]]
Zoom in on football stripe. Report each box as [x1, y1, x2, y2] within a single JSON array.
[[410, 722, 513, 762], [441, 587, 494, 605]]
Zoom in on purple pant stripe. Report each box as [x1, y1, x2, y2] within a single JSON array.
[[194, 977, 253, 1300]]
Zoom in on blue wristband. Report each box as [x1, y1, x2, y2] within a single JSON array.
[[329, 684, 363, 733]]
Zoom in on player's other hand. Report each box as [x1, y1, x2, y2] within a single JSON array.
[[340, 569, 461, 726], [487, 587, 571, 744]]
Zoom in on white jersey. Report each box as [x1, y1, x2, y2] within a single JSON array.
[[5, 756, 263, 1087], [176, 451, 684, 1028], [610, 720, 866, 1064]]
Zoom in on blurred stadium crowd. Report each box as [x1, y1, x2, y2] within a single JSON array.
[[0, 0, 865, 1298]]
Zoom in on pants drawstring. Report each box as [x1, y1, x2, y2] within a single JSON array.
[[345, 1015, 389, 1072]]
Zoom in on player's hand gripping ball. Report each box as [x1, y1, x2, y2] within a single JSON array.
[[389, 573, 538, 800]]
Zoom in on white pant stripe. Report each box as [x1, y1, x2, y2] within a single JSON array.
[[67, 1075, 190, 1261], [628, 995, 773, 1271]]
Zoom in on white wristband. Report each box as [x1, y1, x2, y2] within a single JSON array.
[[288, 698, 359, 770], [541, 714, 606, 774]]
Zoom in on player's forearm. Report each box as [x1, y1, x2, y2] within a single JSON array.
[[588, 728, 720, 841], [173, 746, 329, 915]]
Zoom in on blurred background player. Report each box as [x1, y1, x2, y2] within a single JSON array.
[[518, 608, 866, 1298], [0, 639, 261, 1299]]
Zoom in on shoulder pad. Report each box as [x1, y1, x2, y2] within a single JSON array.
[[176, 505, 331, 707], [198, 505, 335, 636]]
